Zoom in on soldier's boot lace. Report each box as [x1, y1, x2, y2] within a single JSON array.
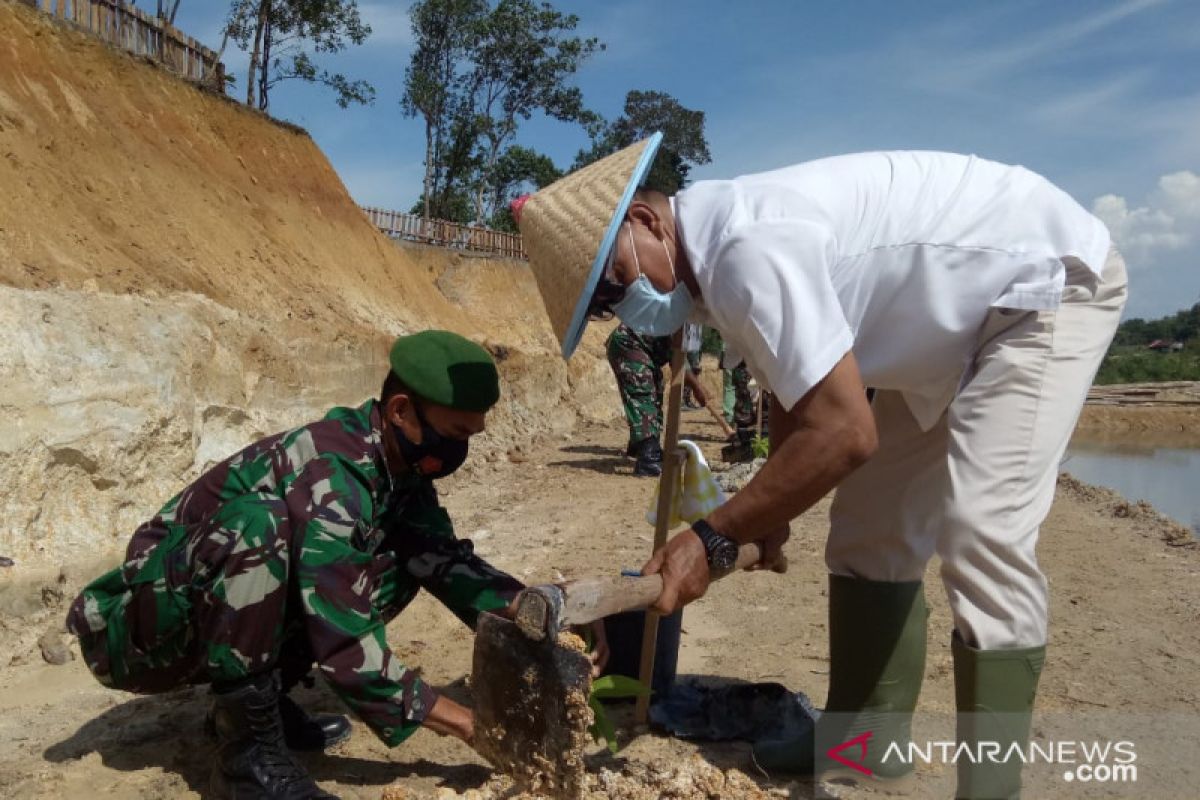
[[209, 673, 339, 800], [206, 675, 352, 752]]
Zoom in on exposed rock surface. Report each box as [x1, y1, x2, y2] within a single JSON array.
[[0, 0, 618, 572]]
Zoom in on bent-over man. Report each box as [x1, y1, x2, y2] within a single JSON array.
[[515, 138, 1125, 799]]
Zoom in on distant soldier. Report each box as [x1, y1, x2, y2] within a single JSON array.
[[729, 360, 757, 432], [720, 356, 773, 462], [682, 323, 704, 409], [66, 331, 606, 800], [606, 323, 707, 476]]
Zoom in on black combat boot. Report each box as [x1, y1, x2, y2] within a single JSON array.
[[278, 693, 352, 752], [209, 673, 339, 799], [275, 654, 353, 752], [206, 683, 351, 752], [632, 437, 664, 477]]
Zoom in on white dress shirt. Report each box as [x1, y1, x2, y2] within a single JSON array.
[[675, 151, 1111, 429]]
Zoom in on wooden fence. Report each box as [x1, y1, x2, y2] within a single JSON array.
[[362, 206, 527, 260], [38, 0, 223, 85]]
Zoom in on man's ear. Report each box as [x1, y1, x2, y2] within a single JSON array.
[[384, 392, 412, 428], [626, 201, 665, 239]]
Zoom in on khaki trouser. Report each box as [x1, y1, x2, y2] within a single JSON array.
[[826, 249, 1128, 649]]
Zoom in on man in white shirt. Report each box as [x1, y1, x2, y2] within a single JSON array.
[[515, 136, 1127, 798]]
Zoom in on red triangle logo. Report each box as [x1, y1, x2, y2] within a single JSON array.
[[827, 730, 874, 776]]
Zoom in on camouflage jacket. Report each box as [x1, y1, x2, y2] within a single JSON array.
[[102, 399, 522, 746]]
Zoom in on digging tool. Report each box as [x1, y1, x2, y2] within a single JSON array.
[[472, 542, 779, 795], [681, 358, 734, 437], [705, 401, 735, 438], [635, 334, 689, 722]]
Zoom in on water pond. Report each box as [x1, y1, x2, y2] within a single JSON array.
[[1063, 437, 1200, 536]]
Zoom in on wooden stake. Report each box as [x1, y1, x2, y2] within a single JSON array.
[[634, 330, 686, 724], [756, 385, 764, 440]]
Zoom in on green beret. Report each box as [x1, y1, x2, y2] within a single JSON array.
[[388, 330, 500, 412]]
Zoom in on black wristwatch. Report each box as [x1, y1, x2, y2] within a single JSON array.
[[692, 519, 739, 571]]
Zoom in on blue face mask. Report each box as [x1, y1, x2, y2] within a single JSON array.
[[611, 223, 694, 337]]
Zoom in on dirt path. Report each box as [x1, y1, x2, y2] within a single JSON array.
[[1, 410, 1198, 799]]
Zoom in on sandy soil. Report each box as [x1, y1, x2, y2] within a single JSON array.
[[1, 409, 1197, 800], [1, 6, 1198, 797]]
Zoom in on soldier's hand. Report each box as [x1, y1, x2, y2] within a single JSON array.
[[587, 620, 609, 677], [423, 695, 475, 746], [567, 621, 609, 677]]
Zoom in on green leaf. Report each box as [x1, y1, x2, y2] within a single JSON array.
[[587, 696, 619, 753], [590, 674, 650, 700], [751, 435, 770, 459]]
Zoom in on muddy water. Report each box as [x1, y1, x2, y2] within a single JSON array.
[[1063, 436, 1200, 535]]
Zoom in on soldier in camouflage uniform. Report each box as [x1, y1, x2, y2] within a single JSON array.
[[720, 359, 772, 463], [682, 323, 704, 409], [730, 360, 756, 430], [606, 323, 707, 477], [66, 331, 605, 800]]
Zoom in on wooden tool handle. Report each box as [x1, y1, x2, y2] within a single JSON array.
[[557, 541, 775, 628], [705, 402, 735, 437]]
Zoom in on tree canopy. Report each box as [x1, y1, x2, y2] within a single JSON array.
[[1112, 303, 1200, 347], [402, 0, 601, 226], [225, 0, 375, 111], [1095, 303, 1200, 384], [573, 89, 711, 195]]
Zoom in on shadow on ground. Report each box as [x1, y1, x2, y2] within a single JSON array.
[[548, 444, 631, 476], [41, 682, 493, 798], [44, 689, 212, 796]]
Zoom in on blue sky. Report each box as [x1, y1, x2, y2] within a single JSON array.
[[174, 0, 1200, 320]]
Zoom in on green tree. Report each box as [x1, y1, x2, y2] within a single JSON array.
[[462, 0, 602, 223], [1096, 302, 1200, 383], [402, 0, 488, 221], [225, 0, 375, 112], [486, 144, 561, 231], [402, 0, 598, 225], [573, 89, 711, 194], [408, 188, 475, 225]]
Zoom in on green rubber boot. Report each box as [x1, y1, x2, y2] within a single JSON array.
[[953, 632, 1045, 800], [753, 574, 928, 780]]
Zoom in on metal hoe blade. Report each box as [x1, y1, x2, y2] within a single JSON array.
[[472, 612, 594, 797]]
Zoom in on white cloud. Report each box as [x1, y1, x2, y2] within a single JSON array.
[[1157, 170, 1200, 218], [1029, 72, 1150, 128], [938, 0, 1166, 90], [1093, 170, 1200, 266]]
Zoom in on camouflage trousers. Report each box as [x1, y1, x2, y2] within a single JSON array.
[[67, 492, 409, 694], [729, 361, 772, 431], [606, 324, 672, 447], [731, 362, 756, 429]]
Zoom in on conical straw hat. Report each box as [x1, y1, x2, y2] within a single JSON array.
[[518, 133, 663, 358]]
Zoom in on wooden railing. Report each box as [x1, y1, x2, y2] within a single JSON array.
[[38, 0, 223, 85], [362, 207, 527, 260]]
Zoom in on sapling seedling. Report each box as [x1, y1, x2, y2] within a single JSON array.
[[751, 434, 770, 459], [587, 675, 649, 753]]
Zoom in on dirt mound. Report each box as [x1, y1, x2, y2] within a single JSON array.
[[1075, 404, 1200, 445], [0, 1, 617, 570], [1057, 473, 1196, 546], [391, 754, 785, 799]]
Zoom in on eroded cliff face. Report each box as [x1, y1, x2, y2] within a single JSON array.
[[0, 1, 617, 568]]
